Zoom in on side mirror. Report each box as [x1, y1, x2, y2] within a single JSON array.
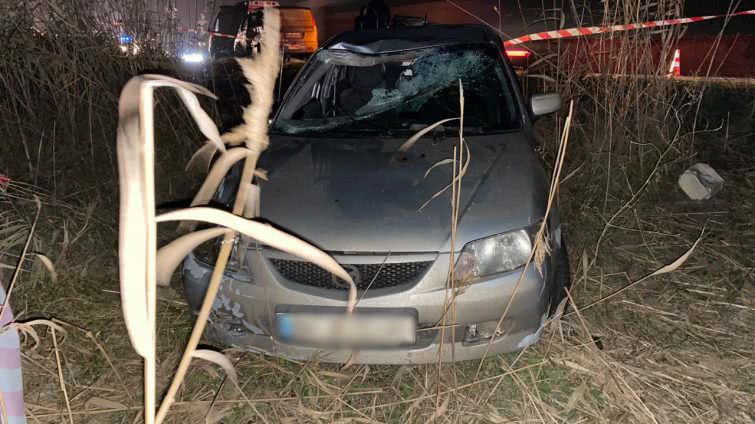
[[529, 93, 561, 117]]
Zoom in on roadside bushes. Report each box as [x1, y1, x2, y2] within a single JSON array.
[[0, 0, 197, 189]]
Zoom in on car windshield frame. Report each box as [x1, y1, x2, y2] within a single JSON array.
[[270, 42, 523, 138]]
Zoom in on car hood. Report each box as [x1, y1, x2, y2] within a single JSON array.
[[256, 133, 548, 253]]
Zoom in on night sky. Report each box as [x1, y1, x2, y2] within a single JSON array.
[[172, 0, 753, 38]]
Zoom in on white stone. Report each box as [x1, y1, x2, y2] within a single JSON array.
[[678, 163, 724, 200]]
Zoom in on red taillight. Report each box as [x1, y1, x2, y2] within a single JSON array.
[[505, 49, 531, 58]]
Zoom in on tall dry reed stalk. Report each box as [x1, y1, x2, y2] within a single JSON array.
[[114, 9, 357, 423]]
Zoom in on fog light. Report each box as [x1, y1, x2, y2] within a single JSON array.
[[463, 320, 509, 344]]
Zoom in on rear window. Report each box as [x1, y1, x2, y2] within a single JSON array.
[[280, 9, 314, 28]]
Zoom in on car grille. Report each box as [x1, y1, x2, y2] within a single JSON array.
[[269, 259, 432, 291]]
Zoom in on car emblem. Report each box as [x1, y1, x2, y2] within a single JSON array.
[[334, 264, 361, 287]]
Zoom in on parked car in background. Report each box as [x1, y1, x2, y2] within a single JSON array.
[[184, 24, 570, 364], [208, 2, 247, 59], [246, 6, 318, 58], [208, 1, 318, 60]]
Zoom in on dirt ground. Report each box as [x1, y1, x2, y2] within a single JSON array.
[[1, 75, 753, 423]]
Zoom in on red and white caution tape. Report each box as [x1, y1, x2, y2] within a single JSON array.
[[504, 9, 754, 46], [176, 27, 238, 39]]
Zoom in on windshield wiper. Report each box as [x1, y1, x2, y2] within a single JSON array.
[[341, 127, 394, 137]]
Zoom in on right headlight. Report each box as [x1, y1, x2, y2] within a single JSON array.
[[454, 229, 532, 283]]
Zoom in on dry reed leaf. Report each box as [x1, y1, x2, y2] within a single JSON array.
[[177, 147, 252, 233], [33, 253, 57, 282], [185, 132, 248, 175], [648, 234, 702, 276], [155, 207, 356, 311], [2, 319, 67, 350], [173, 89, 223, 150], [185, 143, 218, 175], [117, 73, 223, 360], [418, 141, 471, 210], [155, 227, 230, 286], [570, 229, 705, 316], [398, 118, 459, 152], [84, 397, 127, 411], [1, 323, 39, 349], [191, 349, 238, 384], [119, 75, 224, 152], [422, 158, 455, 180], [551, 297, 568, 321]]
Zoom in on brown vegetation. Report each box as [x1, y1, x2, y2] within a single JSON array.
[[1, 0, 752, 422]]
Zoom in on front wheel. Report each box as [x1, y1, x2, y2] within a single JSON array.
[[549, 236, 571, 315]]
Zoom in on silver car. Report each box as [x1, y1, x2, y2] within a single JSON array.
[[183, 24, 570, 364]]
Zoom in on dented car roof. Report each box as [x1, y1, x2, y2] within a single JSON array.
[[323, 24, 503, 55]]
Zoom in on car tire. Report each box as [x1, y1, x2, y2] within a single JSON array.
[[549, 236, 571, 315]]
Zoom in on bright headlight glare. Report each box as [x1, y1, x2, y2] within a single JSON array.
[[454, 229, 532, 282], [181, 52, 205, 63]]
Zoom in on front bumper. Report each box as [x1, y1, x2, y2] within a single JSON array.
[[182, 248, 553, 364]]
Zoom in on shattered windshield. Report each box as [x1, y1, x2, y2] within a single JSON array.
[[271, 44, 520, 137]]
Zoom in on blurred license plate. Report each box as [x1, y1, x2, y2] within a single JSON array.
[[285, 32, 303, 39], [276, 312, 416, 348]]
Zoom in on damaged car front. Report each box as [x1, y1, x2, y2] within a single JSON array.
[[183, 25, 569, 364]]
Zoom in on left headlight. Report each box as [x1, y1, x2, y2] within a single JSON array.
[[454, 229, 532, 282], [194, 236, 246, 276]]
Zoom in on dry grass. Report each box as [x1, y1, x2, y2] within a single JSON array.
[[4, 112, 754, 421], [1, 0, 753, 422]]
